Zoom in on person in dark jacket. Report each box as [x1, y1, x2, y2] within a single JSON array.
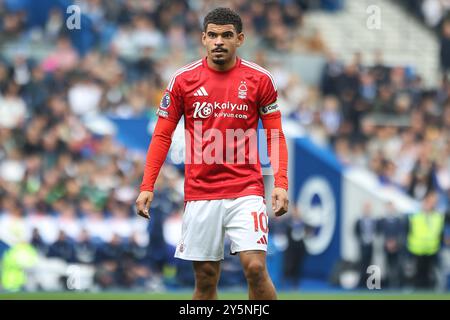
[[74, 229, 97, 264], [282, 207, 307, 289], [30, 227, 48, 256], [47, 230, 75, 263], [354, 202, 377, 288], [440, 19, 450, 75], [377, 201, 406, 288]]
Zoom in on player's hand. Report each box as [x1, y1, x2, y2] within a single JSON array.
[[135, 191, 154, 219], [272, 187, 288, 217]]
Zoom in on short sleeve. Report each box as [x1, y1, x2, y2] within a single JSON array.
[[258, 73, 280, 119], [156, 76, 184, 123]]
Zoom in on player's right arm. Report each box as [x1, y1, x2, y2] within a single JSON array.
[[136, 77, 184, 219], [136, 118, 178, 218]]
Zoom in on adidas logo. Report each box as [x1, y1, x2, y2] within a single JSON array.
[[193, 86, 208, 96], [257, 235, 268, 245]]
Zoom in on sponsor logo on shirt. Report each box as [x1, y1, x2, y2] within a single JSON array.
[[156, 109, 169, 118], [259, 101, 278, 115], [193, 101, 213, 119], [193, 101, 249, 119]]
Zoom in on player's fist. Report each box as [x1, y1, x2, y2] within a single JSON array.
[[271, 187, 288, 217], [135, 191, 154, 219]]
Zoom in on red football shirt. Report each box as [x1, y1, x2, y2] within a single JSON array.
[[143, 56, 287, 201]]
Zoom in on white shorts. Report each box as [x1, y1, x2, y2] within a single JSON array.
[[174, 195, 269, 261]]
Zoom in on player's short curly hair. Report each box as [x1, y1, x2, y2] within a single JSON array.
[[203, 7, 242, 33]]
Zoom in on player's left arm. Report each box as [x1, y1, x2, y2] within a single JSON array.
[[261, 112, 289, 216], [258, 74, 289, 217]]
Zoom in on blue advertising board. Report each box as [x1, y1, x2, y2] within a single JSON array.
[[290, 138, 343, 280]]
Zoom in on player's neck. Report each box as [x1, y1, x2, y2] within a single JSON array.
[[206, 56, 237, 72]]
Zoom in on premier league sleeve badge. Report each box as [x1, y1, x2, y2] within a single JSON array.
[[160, 92, 171, 110]]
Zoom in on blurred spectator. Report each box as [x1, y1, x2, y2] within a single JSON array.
[[442, 209, 450, 289], [0, 82, 27, 129], [147, 187, 180, 274], [44, 7, 63, 41], [12, 53, 31, 86], [440, 19, 450, 75], [359, 71, 377, 103], [0, 9, 25, 42], [24, 65, 50, 115], [422, 0, 446, 28], [94, 233, 125, 288], [74, 229, 97, 265], [80, 200, 111, 243], [109, 202, 133, 240], [1, 242, 38, 291], [321, 52, 344, 96], [407, 192, 445, 289], [68, 77, 103, 116], [354, 202, 377, 288], [42, 36, 79, 73], [47, 231, 76, 263], [119, 234, 151, 289], [371, 50, 391, 86], [282, 207, 307, 289], [30, 227, 48, 256], [56, 202, 82, 241], [125, 233, 148, 266], [0, 61, 9, 93], [320, 95, 342, 140], [407, 150, 436, 201], [377, 202, 406, 288], [0, 199, 29, 246]]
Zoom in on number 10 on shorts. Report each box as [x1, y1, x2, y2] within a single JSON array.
[[252, 211, 268, 233]]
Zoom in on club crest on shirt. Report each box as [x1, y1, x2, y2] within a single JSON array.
[[238, 81, 247, 99], [160, 92, 171, 110]]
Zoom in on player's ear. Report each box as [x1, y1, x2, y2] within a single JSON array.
[[201, 32, 207, 46], [236, 32, 244, 47]]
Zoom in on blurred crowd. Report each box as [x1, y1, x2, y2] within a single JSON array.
[[308, 48, 450, 290], [314, 50, 450, 206], [354, 193, 450, 291], [399, 0, 450, 74], [0, 0, 449, 291]]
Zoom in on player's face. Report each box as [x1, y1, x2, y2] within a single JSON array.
[[202, 24, 244, 66]]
